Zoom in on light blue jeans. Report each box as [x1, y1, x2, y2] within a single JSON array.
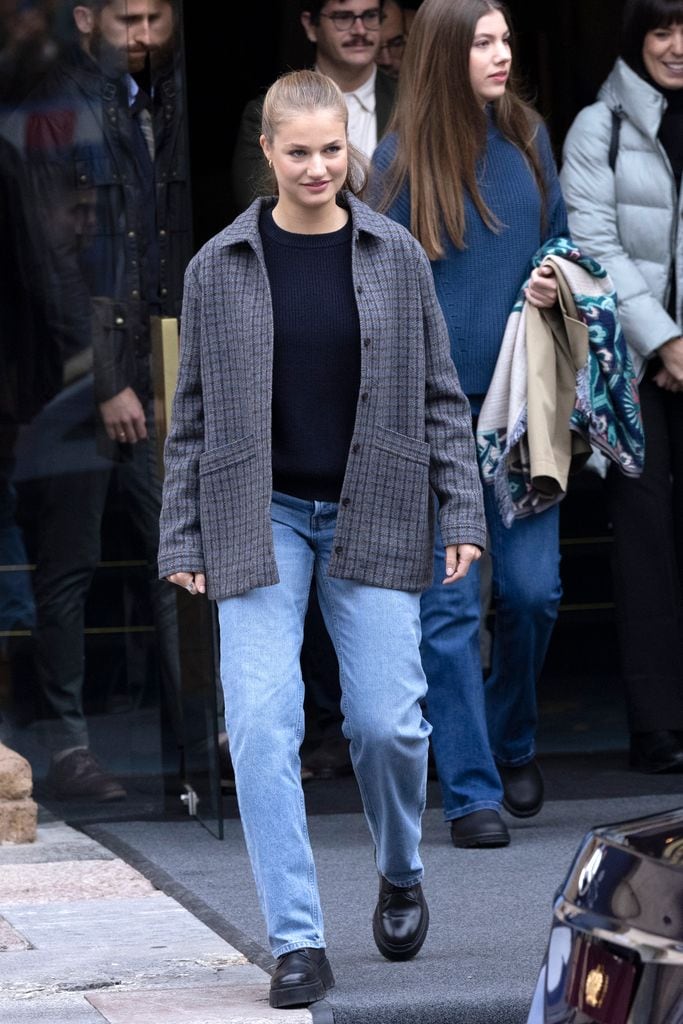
[[217, 491, 431, 958], [420, 485, 561, 821]]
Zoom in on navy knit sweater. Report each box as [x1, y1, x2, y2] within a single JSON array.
[[369, 114, 568, 402], [260, 207, 360, 502]]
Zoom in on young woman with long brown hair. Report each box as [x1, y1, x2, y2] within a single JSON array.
[[368, 0, 569, 850]]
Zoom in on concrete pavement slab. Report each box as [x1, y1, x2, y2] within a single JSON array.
[[0, 821, 116, 864], [0, 993, 111, 1023], [0, 859, 156, 903], [86, 984, 314, 1024], [0, 895, 253, 991], [0, 915, 30, 950], [0, 819, 301, 1024]]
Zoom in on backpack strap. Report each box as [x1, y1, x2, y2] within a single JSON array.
[[608, 109, 621, 172]]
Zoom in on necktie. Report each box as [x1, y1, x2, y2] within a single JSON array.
[[131, 89, 155, 161]]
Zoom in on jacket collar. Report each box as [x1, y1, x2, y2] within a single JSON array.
[[216, 190, 396, 249], [599, 57, 666, 140], [59, 43, 129, 106]]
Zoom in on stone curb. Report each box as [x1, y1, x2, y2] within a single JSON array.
[[0, 819, 313, 1024]]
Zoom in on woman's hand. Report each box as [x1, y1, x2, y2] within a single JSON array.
[[658, 336, 683, 387], [525, 264, 558, 309], [442, 544, 482, 584], [652, 365, 683, 392], [166, 571, 207, 596]]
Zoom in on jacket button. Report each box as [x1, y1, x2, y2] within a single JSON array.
[[363, 338, 371, 347], [335, 546, 343, 555], [352, 443, 360, 453], [356, 285, 363, 293], [341, 497, 350, 507], [115, 316, 124, 326], [361, 392, 369, 401]]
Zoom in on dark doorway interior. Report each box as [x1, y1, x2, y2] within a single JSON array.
[[181, 0, 627, 243], [179, 0, 632, 758]]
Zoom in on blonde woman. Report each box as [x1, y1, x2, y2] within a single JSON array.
[[158, 69, 485, 1007]]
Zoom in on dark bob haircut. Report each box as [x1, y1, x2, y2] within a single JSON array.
[[620, 0, 683, 71]]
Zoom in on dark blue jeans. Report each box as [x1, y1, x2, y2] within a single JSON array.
[[420, 485, 561, 821]]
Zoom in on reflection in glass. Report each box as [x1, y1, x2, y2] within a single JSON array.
[[0, 0, 216, 825]]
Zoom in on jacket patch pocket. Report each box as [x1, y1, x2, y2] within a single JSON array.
[[361, 425, 431, 556], [198, 435, 259, 580], [73, 155, 121, 237], [74, 155, 119, 190]]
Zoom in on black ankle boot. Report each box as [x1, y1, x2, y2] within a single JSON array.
[[498, 759, 544, 817], [269, 947, 335, 1008], [372, 875, 429, 961]]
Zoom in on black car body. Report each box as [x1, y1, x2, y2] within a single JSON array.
[[527, 805, 683, 1023]]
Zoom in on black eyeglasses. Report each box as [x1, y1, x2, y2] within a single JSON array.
[[378, 34, 405, 54], [319, 8, 382, 31]]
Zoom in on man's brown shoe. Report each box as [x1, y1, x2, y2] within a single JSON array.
[[46, 748, 126, 802]]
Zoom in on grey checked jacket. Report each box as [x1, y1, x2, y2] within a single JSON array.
[[158, 193, 486, 599]]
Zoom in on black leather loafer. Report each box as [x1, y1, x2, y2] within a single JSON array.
[[629, 730, 683, 774], [269, 947, 335, 1008], [372, 876, 429, 961], [498, 759, 544, 818], [450, 809, 510, 848]]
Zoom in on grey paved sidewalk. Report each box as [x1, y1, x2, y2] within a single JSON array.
[[0, 818, 310, 1024]]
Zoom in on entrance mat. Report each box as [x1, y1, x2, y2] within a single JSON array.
[[85, 792, 682, 1024]]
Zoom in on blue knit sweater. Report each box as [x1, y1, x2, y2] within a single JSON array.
[[368, 115, 568, 400]]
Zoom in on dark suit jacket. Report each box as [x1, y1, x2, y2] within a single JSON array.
[[230, 69, 396, 213]]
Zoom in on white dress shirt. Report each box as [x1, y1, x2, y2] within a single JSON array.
[[315, 64, 378, 160]]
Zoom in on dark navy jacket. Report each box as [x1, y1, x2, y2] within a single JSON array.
[[17, 44, 192, 407]]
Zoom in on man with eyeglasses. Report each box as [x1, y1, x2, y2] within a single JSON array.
[[376, 0, 412, 81], [231, 0, 396, 212]]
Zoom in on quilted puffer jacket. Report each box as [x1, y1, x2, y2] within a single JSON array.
[[559, 57, 682, 381]]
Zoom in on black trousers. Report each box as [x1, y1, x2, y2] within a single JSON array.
[[20, 410, 182, 755], [606, 370, 683, 733]]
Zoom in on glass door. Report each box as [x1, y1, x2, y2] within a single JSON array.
[[0, 0, 222, 837]]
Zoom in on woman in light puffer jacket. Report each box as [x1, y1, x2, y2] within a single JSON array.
[[560, 0, 683, 776]]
